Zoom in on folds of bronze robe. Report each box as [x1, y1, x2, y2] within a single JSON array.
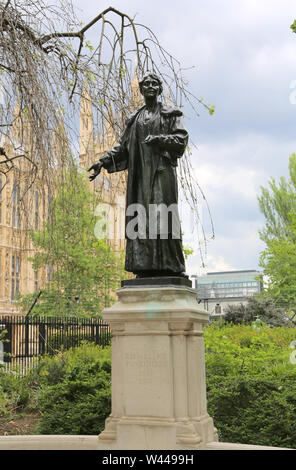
[[99, 102, 189, 276]]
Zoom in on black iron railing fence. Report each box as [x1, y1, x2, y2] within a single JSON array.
[[0, 315, 111, 372]]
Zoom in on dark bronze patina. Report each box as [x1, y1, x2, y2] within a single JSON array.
[[88, 72, 189, 282]]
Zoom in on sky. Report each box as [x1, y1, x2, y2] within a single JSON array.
[[72, 0, 296, 276]]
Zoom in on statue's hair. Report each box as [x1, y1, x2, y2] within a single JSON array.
[[139, 71, 163, 95]]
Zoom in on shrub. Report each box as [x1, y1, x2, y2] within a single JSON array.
[[205, 323, 296, 448], [207, 374, 296, 448], [205, 322, 296, 377], [34, 342, 111, 435], [0, 369, 30, 416], [2, 323, 296, 447], [223, 296, 287, 326]]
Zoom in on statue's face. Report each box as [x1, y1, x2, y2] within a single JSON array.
[[141, 77, 160, 99]]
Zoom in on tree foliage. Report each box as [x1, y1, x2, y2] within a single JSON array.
[[18, 167, 126, 316], [223, 295, 287, 327], [205, 323, 296, 448], [0, 0, 215, 266], [258, 153, 296, 244], [0, 0, 213, 203], [291, 19, 296, 34], [258, 154, 296, 309]]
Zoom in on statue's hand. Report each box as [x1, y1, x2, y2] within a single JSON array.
[[88, 161, 104, 181], [142, 135, 161, 145]]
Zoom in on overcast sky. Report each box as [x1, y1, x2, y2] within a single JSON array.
[[72, 0, 296, 276]]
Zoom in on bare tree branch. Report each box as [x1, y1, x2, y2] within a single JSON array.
[[0, 0, 214, 266]]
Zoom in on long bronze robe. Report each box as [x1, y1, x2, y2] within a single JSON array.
[[100, 102, 189, 275]]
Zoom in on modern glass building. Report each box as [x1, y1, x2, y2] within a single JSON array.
[[192, 270, 263, 316]]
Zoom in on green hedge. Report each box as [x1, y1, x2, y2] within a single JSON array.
[[3, 324, 295, 447], [204, 323, 296, 448], [0, 369, 30, 417], [31, 342, 111, 435], [207, 374, 296, 448]]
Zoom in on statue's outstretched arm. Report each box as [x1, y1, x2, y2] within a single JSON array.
[[88, 134, 128, 181]]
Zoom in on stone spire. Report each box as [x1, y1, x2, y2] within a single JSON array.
[[52, 116, 68, 168], [166, 84, 172, 106], [12, 99, 24, 146], [79, 81, 95, 168], [130, 68, 143, 110], [94, 103, 117, 159]]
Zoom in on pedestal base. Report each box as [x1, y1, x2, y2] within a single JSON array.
[[98, 284, 218, 450], [121, 276, 192, 288], [98, 414, 217, 450]]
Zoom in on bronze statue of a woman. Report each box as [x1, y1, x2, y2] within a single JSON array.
[[88, 72, 189, 279]]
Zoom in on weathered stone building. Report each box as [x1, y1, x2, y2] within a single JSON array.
[[0, 75, 142, 315]]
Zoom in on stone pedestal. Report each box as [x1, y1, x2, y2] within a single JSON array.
[[97, 284, 218, 450]]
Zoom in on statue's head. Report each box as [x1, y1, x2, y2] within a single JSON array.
[[139, 71, 163, 96]]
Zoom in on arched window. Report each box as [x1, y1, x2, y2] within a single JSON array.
[[11, 254, 20, 300], [12, 183, 20, 228], [35, 190, 39, 229], [215, 304, 222, 314]]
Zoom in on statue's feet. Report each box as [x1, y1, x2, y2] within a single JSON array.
[[178, 272, 189, 279], [135, 270, 188, 279]]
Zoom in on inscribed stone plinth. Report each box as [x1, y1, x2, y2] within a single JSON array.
[[97, 284, 218, 450]]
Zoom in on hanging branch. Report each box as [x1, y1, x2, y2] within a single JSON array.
[[0, 0, 214, 267]]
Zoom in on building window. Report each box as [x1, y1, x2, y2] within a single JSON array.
[[103, 176, 111, 191], [11, 254, 20, 300], [46, 264, 53, 283], [215, 304, 222, 314], [12, 183, 20, 228], [35, 190, 39, 230]]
